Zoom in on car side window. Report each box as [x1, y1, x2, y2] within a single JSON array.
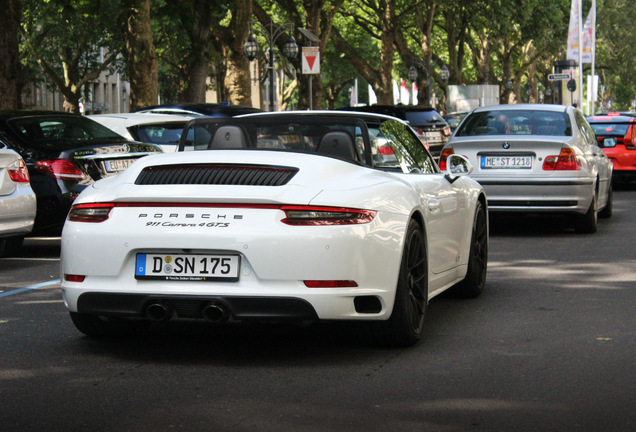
[[377, 120, 437, 174], [575, 111, 596, 146]]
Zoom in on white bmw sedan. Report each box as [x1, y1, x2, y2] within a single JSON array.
[[61, 112, 487, 347], [441, 104, 613, 233]]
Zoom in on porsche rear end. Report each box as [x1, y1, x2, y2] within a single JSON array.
[[60, 152, 408, 325]]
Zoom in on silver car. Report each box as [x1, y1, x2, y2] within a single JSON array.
[[0, 148, 36, 256], [440, 104, 613, 233]]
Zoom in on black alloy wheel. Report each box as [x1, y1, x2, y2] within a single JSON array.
[[451, 200, 487, 298], [372, 219, 427, 347]]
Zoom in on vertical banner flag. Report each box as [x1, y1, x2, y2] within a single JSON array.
[[302, 47, 320, 74], [582, 1, 596, 63], [566, 0, 581, 61], [400, 79, 410, 105]]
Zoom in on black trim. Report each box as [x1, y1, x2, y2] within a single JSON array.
[[477, 180, 593, 186], [489, 200, 578, 207], [76, 292, 319, 321]]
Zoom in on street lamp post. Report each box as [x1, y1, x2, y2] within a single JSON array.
[[244, 21, 298, 111]]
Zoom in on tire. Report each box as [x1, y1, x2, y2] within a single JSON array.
[[371, 219, 427, 348], [69, 312, 109, 337], [599, 184, 612, 219], [575, 194, 597, 234], [0, 236, 24, 257], [451, 201, 488, 298]]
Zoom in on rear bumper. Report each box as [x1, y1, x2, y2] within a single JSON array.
[[475, 178, 594, 214], [73, 292, 319, 321]]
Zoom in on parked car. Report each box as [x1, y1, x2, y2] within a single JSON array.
[[0, 111, 162, 236], [586, 113, 636, 184], [441, 104, 613, 233], [134, 102, 262, 117], [340, 105, 451, 159], [89, 113, 196, 153], [61, 111, 487, 347], [0, 148, 36, 256]]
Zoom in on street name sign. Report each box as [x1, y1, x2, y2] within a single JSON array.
[[548, 73, 571, 81]]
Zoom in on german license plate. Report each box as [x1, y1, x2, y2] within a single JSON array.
[[135, 253, 240, 282], [481, 156, 532, 169], [104, 159, 136, 173]]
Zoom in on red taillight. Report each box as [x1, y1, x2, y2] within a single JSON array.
[[543, 148, 581, 171], [64, 274, 85, 282], [379, 145, 394, 155], [281, 206, 376, 225], [35, 160, 87, 180], [304, 280, 358, 288], [438, 147, 455, 171], [7, 159, 30, 183], [68, 203, 115, 222]]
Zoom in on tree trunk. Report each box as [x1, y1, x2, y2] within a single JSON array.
[[0, 0, 21, 110], [120, 0, 159, 111]]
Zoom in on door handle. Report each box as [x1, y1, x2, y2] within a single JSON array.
[[428, 200, 441, 213]]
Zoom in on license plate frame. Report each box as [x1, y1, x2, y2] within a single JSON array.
[[135, 253, 240, 282], [104, 159, 136, 173], [480, 155, 532, 169]]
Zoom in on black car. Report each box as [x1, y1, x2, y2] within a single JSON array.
[[341, 105, 451, 159], [134, 102, 262, 117], [0, 111, 162, 235]]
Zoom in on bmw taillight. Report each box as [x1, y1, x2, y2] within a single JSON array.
[[438, 147, 455, 171], [35, 160, 87, 180], [68, 203, 114, 222], [281, 206, 376, 225], [543, 148, 582, 171], [7, 159, 30, 183]]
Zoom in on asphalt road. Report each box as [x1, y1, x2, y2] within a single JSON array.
[[1, 190, 635, 432]]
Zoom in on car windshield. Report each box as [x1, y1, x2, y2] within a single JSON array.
[[9, 115, 127, 149], [180, 116, 438, 174], [455, 110, 572, 137], [404, 110, 445, 125]]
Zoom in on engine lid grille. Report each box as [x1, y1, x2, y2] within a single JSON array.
[[135, 164, 298, 186]]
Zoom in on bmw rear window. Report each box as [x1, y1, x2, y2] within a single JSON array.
[[456, 110, 572, 137]]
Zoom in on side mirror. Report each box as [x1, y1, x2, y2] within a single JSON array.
[[445, 154, 473, 183]]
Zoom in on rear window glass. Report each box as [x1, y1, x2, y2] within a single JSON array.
[[588, 123, 630, 137], [136, 123, 186, 144], [456, 110, 572, 137], [404, 110, 445, 125], [8, 115, 126, 149]]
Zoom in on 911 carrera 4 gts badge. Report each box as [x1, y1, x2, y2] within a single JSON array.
[[138, 212, 242, 228], [502, 142, 510, 149]]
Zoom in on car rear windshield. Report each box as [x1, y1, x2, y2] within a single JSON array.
[[8, 115, 127, 149], [404, 110, 445, 125], [455, 110, 572, 137], [588, 123, 630, 137], [136, 123, 186, 144]]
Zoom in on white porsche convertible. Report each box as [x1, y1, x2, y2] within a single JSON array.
[[61, 112, 488, 347]]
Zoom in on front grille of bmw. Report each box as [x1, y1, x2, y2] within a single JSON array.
[[135, 164, 298, 186]]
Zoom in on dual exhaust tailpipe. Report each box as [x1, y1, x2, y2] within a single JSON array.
[[144, 301, 230, 324]]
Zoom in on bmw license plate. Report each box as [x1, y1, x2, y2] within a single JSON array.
[[135, 253, 240, 282], [481, 156, 532, 169], [104, 159, 136, 173]]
